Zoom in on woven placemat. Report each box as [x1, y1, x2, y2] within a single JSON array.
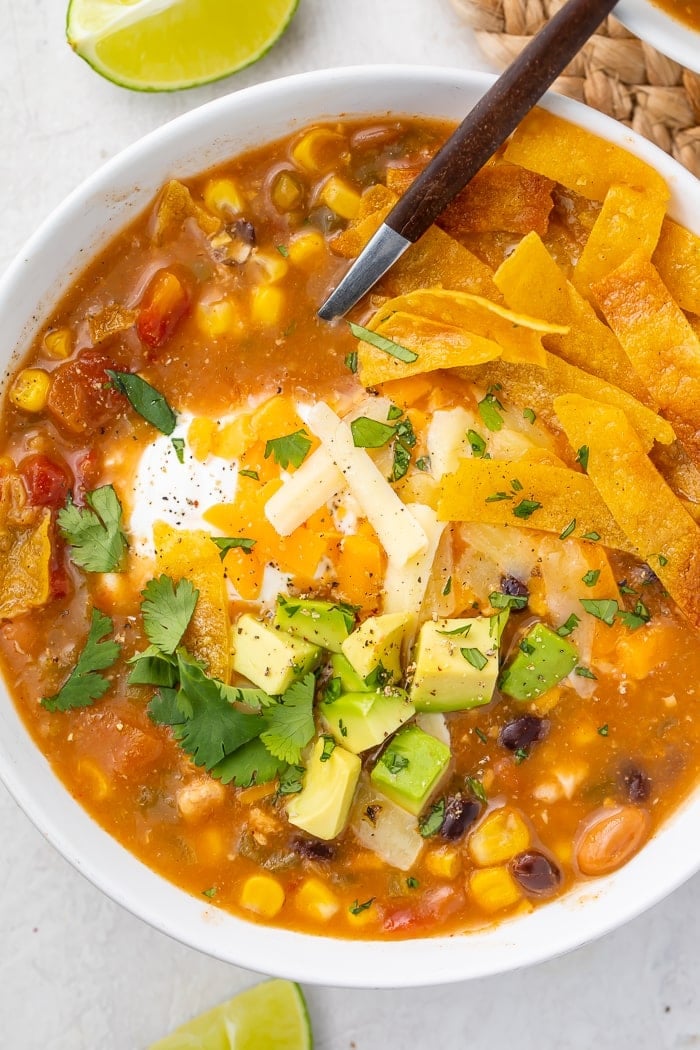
[[451, 0, 700, 177]]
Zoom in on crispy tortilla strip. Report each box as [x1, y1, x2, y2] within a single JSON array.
[[88, 303, 136, 344], [494, 232, 650, 401], [331, 184, 501, 301], [0, 507, 51, 620], [437, 458, 633, 553], [593, 255, 700, 465], [454, 351, 674, 451], [553, 394, 700, 628], [504, 109, 669, 202], [573, 184, 668, 300], [154, 522, 231, 682], [653, 218, 700, 315], [440, 161, 555, 238], [153, 180, 220, 243], [651, 441, 700, 504]]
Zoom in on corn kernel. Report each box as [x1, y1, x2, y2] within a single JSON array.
[[425, 848, 461, 880], [271, 170, 304, 212], [197, 826, 226, 864], [43, 327, 72, 359], [319, 176, 361, 220], [10, 369, 51, 413], [203, 177, 244, 217], [239, 874, 285, 918], [346, 902, 378, 928], [469, 866, 522, 913], [188, 417, 217, 461], [196, 298, 241, 339], [551, 839, 574, 866], [252, 250, 289, 284], [76, 758, 111, 801], [291, 127, 347, 173], [294, 877, 340, 922], [251, 285, 284, 327], [532, 686, 562, 716], [469, 807, 531, 867], [288, 231, 326, 269]]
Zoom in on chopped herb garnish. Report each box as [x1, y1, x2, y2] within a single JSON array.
[[598, 724, 609, 736], [415, 456, 430, 472], [58, 484, 128, 574], [580, 598, 618, 626], [388, 404, 403, 421], [351, 416, 396, 448], [582, 569, 601, 587], [560, 518, 576, 540], [201, 886, 218, 899], [475, 727, 488, 745], [618, 581, 637, 596], [323, 677, 342, 704], [171, 437, 185, 463], [557, 613, 580, 637], [277, 764, 305, 795], [107, 370, 177, 435], [485, 491, 512, 503], [391, 442, 411, 482], [513, 499, 542, 519], [418, 799, 445, 838], [264, 428, 312, 469], [658, 554, 668, 567], [382, 751, 409, 775], [395, 416, 416, 449], [442, 576, 452, 596], [41, 609, 121, 712], [575, 666, 597, 680], [511, 478, 523, 492], [344, 351, 358, 374], [489, 591, 528, 611], [466, 776, 488, 804], [338, 718, 348, 738], [461, 647, 489, 671], [437, 622, 472, 637], [349, 897, 375, 915], [514, 748, 529, 764], [276, 244, 289, 257], [519, 639, 536, 655], [523, 407, 537, 424], [477, 392, 504, 432], [364, 662, 393, 690], [617, 601, 651, 631], [320, 735, 337, 762], [348, 321, 418, 363], [467, 429, 487, 458], [576, 445, 590, 471], [406, 876, 419, 890], [582, 531, 601, 542], [212, 536, 256, 559], [239, 468, 259, 480]]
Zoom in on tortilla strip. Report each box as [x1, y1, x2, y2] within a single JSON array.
[[0, 508, 51, 620], [651, 442, 700, 505], [573, 184, 668, 300], [593, 255, 700, 466], [504, 108, 669, 202], [331, 184, 501, 301], [553, 394, 700, 628], [437, 458, 634, 553], [453, 351, 674, 451], [435, 161, 555, 238], [153, 179, 220, 243], [652, 218, 700, 315], [493, 232, 650, 401]]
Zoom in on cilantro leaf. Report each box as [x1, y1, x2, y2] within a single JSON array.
[[260, 673, 316, 764], [461, 647, 489, 671], [128, 650, 178, 687], [211, 737, 287, 787], [415, 456, 430, 472], [523, 408, 536, 424], [560, 518, 576, 540], [489, 591, 527, 611], [351, 417, 396, 448], [171, 437, 185, 463], [212, 536, 256, 559], [141, 575, 198, 655], [147, 686, 186, 726], [345, 351, 358, 374], [617, 601, 651, 631], [391, 442, 411, 481], [580, 598, 618, 626], [576, 445, 590, 471], [264, 429, 312, 469], [478, 392, 503, 432], [277, 764, 305, 795], [466, 776, 488, 804], [42, 609, 121, 712], [217, 683, 275, 709], [320, 735, 337, 762], [58, 485, 128, 573], [107, 370, 177, 435], [239, 468, 259, 481], [348, 321, 418, 363], [513, 499, 542, 520], [467, 429, 487, 458], [557, 614, 580, 637], [582, 569, 600, 587], [419, 798, 446, 837]]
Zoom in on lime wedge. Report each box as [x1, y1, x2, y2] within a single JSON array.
[[148, 979, 313, 1050], [66, 0, 299, 91]]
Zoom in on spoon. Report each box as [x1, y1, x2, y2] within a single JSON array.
[[318, 0, 619, 320]]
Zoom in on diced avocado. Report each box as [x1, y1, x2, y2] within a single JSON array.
[[320, 688, 415, 754], [499, 621, 578, 701], [231, 614, 321, 695], [370, 723, 451, 816], [341, 612, 410, 685], [329, 652, 370, 693], [274, 596, 355, 653], [286, 737, 361, 840], [409, 617, 499, 713]]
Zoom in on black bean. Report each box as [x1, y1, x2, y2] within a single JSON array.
[[511, 851, 562, 896], [440, 793, 481, 841], [228, 218, 256, 245], [619, 764, 651, 803], [500, 574, 529, 599], [290, 837, 335, 861], [499, 715, 549, 752]]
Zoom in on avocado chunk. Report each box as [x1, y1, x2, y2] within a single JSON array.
[[274, 595, 355, 653], [320, 688, 415, 754], [328, 652, 370, 693], [231, 614, 321, 695], [499, 622, 578, 701], [286, 737, 361, 840], [341, 612, 410, 685], [371, 723, 451, 816], [409, 617, 499, 713]]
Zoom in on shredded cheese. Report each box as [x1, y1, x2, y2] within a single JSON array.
[[383, 503, 446, 615]]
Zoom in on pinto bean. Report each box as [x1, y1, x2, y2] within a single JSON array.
[[575, 805, 650, 877]]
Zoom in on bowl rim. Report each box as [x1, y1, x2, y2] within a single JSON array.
[[614, 0, 700, 73], [1, 64, 700, 988]]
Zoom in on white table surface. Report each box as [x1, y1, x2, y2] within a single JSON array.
[[2, 2, 700, 1047]]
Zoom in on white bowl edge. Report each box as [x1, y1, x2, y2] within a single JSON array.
[[615, 1, 700, 74]]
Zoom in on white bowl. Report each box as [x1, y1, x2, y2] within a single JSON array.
[[1, 66, 699, 988], [615, 0, 700, 72]]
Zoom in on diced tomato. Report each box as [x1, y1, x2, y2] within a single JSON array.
[[18, 453, 72, 509], [46, 350, 125, 436], [74, 450, 100, 505], [136, 269, 190, 351]]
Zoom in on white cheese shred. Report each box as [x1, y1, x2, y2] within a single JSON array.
[[383, 503, 446, 615]]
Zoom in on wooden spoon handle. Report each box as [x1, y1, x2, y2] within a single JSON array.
[[387, 0, 619, 242]]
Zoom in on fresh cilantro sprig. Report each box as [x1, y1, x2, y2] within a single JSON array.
[[261, 674, 316, 765], [42, 609, 121, 712], [107, 370, 177, 435], [141, 575, 198, 654], [58, 484, 128, 573], [265, 429, 312, 469]]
